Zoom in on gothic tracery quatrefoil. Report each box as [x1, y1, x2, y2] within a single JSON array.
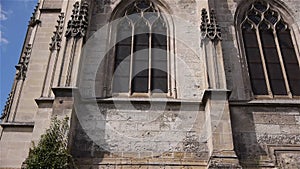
[[242, 1, 288, 31]]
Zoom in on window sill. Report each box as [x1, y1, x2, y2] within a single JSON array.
[[112, 93, 172, 98], [81, 97, 203, 104], [230, 99, 300, 106]]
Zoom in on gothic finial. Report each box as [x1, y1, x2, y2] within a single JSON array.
[[1, 92, 13, 120], [200, 8, 209, 39], [50, 13, 65, 51], [208, 9, 221, 40], [78, 1, 89, 37], [65, 1, 89, 39], [200, 8, 222, 41], [15, 44, 32, 80], [29, 3, 41, 27]]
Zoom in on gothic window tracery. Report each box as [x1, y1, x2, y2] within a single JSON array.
[[241, 1, 300, 97], [112, 0, 168, 95]]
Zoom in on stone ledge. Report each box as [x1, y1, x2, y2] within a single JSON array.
[[52, 87, 77, 97], [229, 100, 300, 107], [39, 8, 61, 13], [0, 122, 34, 128], [79, 89, 232, 105], [202, 89, 231, 104], [75, 157, 208, 166], [35, 97, 54, 108]]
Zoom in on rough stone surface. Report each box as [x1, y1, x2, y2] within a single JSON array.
[[0, 0, 299, 169]]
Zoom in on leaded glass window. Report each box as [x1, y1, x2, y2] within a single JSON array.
[[241, 1, 300, 97], [112, 0, 168, 95]]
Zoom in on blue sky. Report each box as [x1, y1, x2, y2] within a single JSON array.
[[0, 0, 38, 114]]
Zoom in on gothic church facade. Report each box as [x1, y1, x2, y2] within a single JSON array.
[[1, 0, 300, 168]]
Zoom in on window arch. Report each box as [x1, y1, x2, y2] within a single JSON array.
[[239, 1, 300, 98], [112, 0, 171, 96]]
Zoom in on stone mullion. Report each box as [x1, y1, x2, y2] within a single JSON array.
[[289, 28, 300, 72], [272, 29, 292, 98], [256, 28, 273, 97], [104, 23, 116, 97], [148, 27, 152, 95], [166, 25, 171, 97], [170, 26, 177, 98], [129, 24, 135, 95]]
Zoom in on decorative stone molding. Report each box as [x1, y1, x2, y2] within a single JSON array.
[[201, 8, 221, 41], [0, 92, 13, 120], [65, 1, 89, 39], [258, 134, 300, 145], [49, 13, 65, 51], [15, 44, 32, 80], [200, 8, 209, 38], [241, 1, 288, 31], [29, 3, 41, 27]]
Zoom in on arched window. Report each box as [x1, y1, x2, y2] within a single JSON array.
[[112, 0, 169, 96], [241, 1, 300, 97]]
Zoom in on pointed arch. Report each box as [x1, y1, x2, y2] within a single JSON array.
[[106, 0, 176, 97], [235, 0, 300, 98]]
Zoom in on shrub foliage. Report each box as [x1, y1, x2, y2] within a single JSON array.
[[23, 116, 75, 169]]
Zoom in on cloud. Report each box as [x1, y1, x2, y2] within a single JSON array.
[[0, 3, 9, 45], [0, 4, 8, 21], [0, 31, 9, 45]]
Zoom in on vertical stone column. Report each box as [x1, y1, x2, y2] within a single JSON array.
[[201, 9, 225, 89], [41, 13, 65, 98], [200, 8, 240, 168], [204, 90, 240, 168], [57, 1, 89, 87]]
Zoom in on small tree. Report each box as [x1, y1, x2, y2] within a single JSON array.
[[23, 116, 75, 169]]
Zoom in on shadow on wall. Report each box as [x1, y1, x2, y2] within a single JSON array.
[[210, 0, 268, 167], [70, 104, 110, 168], [209, 0, 252, 100], [230, 107, 268, 167]]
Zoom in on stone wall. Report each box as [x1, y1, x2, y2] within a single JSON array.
[[1, 0, 299, 168], [71, 100, 209, 167], [230, 104, 300, 167]]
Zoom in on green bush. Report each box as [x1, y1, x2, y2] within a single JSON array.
[[23, 116, 75, 169]]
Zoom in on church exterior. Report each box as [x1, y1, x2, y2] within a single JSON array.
[[1, 0, 300, 168]]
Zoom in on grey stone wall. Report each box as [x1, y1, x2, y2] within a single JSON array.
[[1, 0, 300, 168], [230, 105, 300, 167], [71, 101, 209, 167]]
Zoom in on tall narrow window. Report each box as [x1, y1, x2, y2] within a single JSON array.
[[113, 0, 168, 95], [241, 1, 300, 97]]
